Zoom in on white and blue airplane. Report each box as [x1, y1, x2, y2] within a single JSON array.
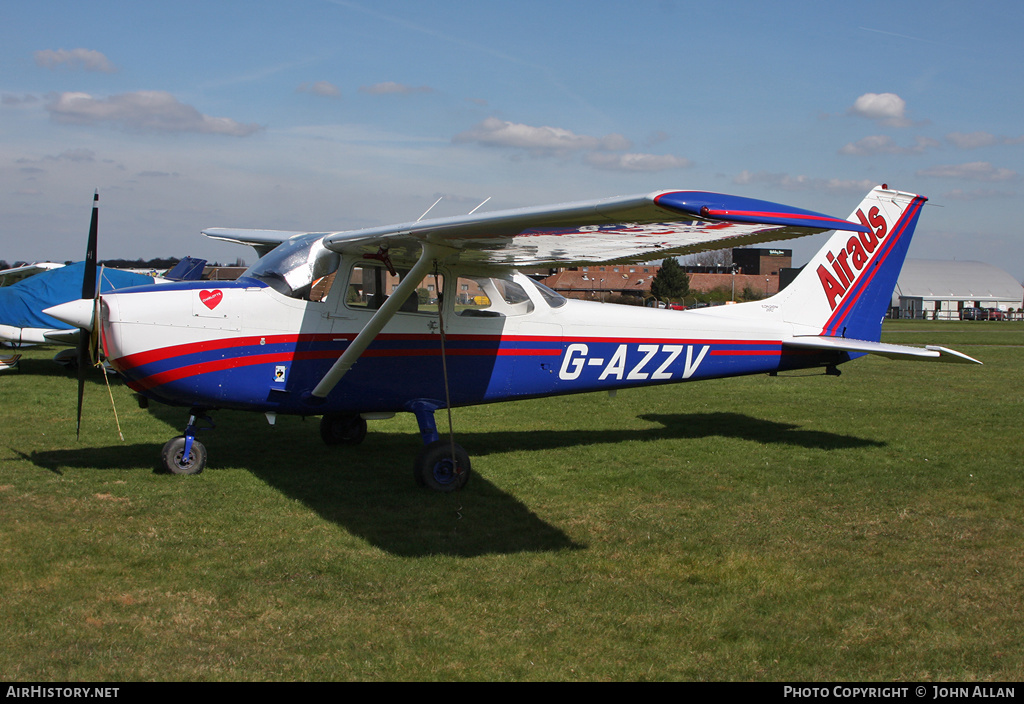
[[47, 185, 979, 489]]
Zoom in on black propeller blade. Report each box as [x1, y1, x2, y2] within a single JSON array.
[[76, 192, 99, 438]]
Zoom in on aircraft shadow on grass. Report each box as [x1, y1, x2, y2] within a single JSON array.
[[460, 412, 887, 456], [5, 354, 116, 383], [16, 440, 579, 558], [15, 406, 884, 558]]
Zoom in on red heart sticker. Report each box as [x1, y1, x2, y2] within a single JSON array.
[[199, 289, 223, 310]]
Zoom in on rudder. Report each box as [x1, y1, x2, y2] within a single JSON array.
[[776, 186, 927, 342]]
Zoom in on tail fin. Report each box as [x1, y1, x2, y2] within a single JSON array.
[[774, 185, 926, 342]]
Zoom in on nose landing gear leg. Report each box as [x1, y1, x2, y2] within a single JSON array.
[[161, 408, 214, 475]]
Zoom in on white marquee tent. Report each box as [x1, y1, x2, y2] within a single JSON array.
[[892, 260, 1023, 320]]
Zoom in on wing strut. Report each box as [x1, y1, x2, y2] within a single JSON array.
[[308, 242, 452, 400]]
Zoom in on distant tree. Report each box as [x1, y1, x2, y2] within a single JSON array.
[[682, 249, 733, 268], [101, 256, 180, 270], [606, 294, 644, 306], [650, 258, 690, 301]]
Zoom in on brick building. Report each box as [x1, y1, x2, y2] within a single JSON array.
[[538, 248, 791, 301]]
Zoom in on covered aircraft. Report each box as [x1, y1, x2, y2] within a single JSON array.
[[0, 262, 65, 287], [0, 257, 206, 347]]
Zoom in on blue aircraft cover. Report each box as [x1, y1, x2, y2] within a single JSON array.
[[0, 262, 156, 331]]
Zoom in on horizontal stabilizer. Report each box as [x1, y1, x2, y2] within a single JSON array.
[[783, 335, 982, 365]]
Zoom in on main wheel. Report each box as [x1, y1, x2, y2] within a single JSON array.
[[161, 436, 207, 475], [414, 439, 471, 492], [319, 413, 368, 445]]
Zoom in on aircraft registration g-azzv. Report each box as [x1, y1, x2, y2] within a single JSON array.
[[47, 185, 979, 490]]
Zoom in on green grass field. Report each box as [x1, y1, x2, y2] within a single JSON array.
[[1, 321, 1022, 681]]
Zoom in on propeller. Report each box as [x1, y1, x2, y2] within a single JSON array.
[[75, 192, 100, 438]]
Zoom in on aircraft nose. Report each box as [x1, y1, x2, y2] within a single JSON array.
[[43, 298, 95, 330]]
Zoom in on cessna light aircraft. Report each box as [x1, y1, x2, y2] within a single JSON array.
[[47, 185, 979, 491]]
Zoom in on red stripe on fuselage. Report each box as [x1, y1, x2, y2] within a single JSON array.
[[115, 332, 795, 392], [120, 342, 562, 391], [115, 332, 789, 372]]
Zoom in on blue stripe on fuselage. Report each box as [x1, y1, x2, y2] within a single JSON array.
[[123, 335, 844, 414]]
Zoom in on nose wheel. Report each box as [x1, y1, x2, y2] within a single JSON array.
[[161, 435, 207, 475], [161, 409, 213, 475]]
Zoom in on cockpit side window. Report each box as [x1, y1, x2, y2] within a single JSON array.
[[345, 262, 442, 315]]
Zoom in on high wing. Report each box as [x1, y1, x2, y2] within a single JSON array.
[[202, 229, 307, 258], [318, 190, 867, 266], [204, 190, 867, 268]]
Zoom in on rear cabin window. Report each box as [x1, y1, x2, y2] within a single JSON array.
[[455, 276, 534, 317], [529, 278, 567, 308]]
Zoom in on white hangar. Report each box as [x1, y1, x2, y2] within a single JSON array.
[[892, 259, 1023, 320]]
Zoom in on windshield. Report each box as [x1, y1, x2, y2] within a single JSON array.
[[242, 234, 340, 300]]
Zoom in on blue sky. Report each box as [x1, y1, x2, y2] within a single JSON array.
[[2, 0, 1023, 280]]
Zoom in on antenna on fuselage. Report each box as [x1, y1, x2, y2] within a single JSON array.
[[467, 197, 491, 215], [416, 196, 444, 222]]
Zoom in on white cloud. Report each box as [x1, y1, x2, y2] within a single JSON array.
[[2, 93, 40, 106], [136, 170, 180, 178], [35, 48, 117, 73], [839, 135, 903, 155], [45, 91, 262, 136], [734, 170, 876, 194], [297, 81, 341, 97], [51, 148, 96, 162], [916, 161, 1017, 181], [453, 117, 631, 155], [848, 92, 912, 127], [584, 152, 690, 172], [839, 134, 939, 155], [359, 82, 433, 95], [451, 117, 691, 173], [941, 188, 1015, 200], [945, 131, 1024, 149]]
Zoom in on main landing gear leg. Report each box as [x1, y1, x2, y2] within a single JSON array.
[[161, 408, 214, 475], [410, 403, 470, 492]]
